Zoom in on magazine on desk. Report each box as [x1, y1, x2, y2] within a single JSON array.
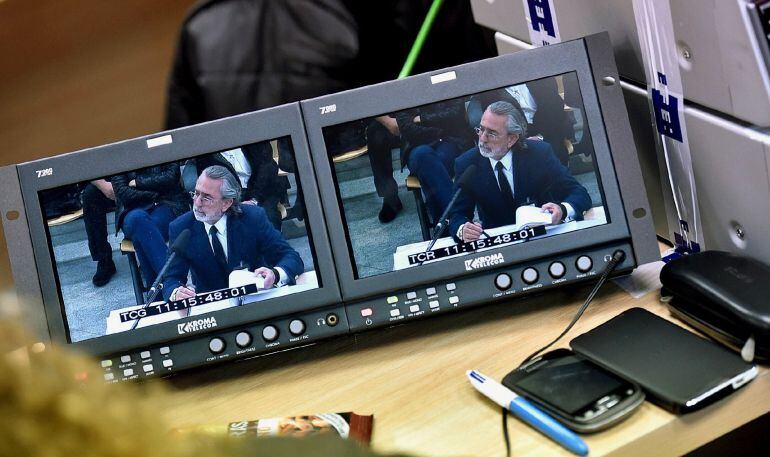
[[172, 412, 374, 444]]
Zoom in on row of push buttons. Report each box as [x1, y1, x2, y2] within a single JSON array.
[[208, 319, 307, 354], [494, 256, 594, 290], [105, 359, 174, 381], [367, 282, 456, 318], [385, 283, 456, 306], [102, 346, 172, 379], [102, 348, 173, 381], [389, 301, 438, 317], [370, 283, 459, 318]]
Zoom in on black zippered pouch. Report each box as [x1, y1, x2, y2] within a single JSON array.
[[660, 251, 770, 362]]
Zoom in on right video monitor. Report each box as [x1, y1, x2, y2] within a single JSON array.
[[302, 37, 664, 330], [322, 72, 607, 279], [303, 36, 658, 306]]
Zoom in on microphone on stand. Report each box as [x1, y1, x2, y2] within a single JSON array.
[[422, 164, 478, 257], [130, 228, 191, 330]]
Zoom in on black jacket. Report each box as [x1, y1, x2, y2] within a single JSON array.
[[112, 163, 189, 233], [392, 99, 475, 169], [164, 0, 496, 129], [165, 0, 360, 128]]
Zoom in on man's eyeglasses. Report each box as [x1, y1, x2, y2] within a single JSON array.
[[189, 191, 217, 205], [474, 126, 501, 140]]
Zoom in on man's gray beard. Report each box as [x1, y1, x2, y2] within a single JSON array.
[[478, 141, 506, 160], [479, 148, 495, 159], [194, 209, 221, 224]]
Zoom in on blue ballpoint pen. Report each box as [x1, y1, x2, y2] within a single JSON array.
[[467, 369, 589, 456]]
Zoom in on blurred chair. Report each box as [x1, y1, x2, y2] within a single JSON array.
[[120, 239, 146, 306], [46, 209, 83, 227], [406, 175, 432, 241]]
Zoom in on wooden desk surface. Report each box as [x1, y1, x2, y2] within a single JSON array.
[[156, 280, 769, 456]]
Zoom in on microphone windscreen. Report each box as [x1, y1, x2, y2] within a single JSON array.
[[457, 164, 478, 189], [170, 228, 191, 254]]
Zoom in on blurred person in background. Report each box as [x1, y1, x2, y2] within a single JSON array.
[[164, 0, 496, 224]]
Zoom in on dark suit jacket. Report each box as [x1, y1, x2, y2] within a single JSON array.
[[448, 140, 592, 239], [163, 205, 303, 301]]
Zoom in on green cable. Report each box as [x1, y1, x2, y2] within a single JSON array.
[[398, 0, 445, 79]]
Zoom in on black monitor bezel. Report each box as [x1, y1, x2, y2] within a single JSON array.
[[302, 37, 655, 302], [11, 103, 341, 355]]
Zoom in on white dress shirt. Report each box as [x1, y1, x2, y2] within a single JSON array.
[[505, 84, 537, 124], [220, 148, 252, 189]]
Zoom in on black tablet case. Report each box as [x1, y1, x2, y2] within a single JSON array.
[[570, 308, 756, 414], [660, 250, 770, 361]]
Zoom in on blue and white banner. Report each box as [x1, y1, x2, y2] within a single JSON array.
[[522, 0, 561, 46], [633, 0, 703, 256]]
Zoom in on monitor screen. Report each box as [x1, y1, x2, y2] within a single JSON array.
[[320, 72, 608, 280], [39, 137, 321, 343]]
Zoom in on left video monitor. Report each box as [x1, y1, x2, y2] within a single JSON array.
[[9, 104, 340, 353]]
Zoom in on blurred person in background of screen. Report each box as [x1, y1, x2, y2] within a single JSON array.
[[164, 0, 496, 225]]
